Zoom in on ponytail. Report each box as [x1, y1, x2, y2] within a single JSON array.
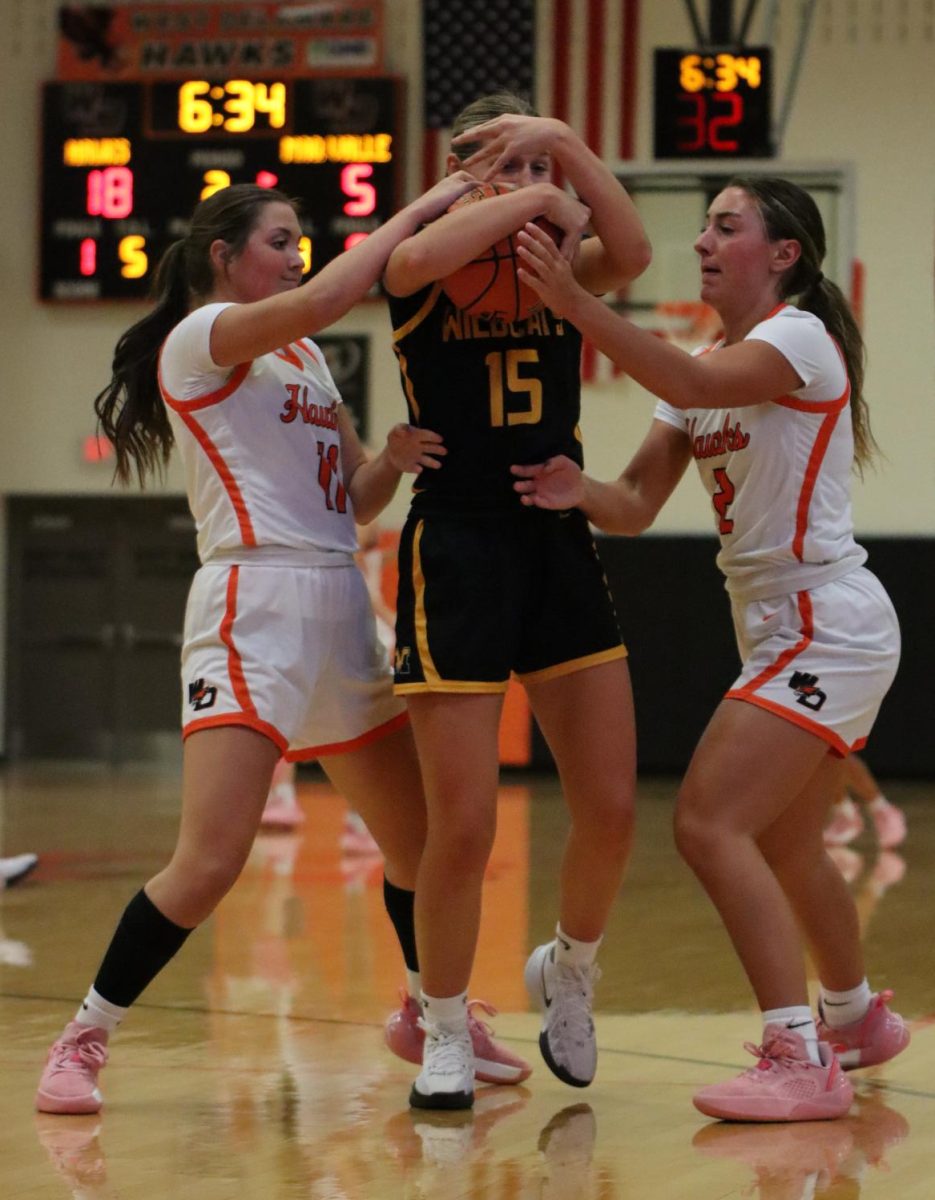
[[93, 182, 297, 487], [799, 272, 876, 472], [94, 239, 189, 486], [730, 175, 877, 473]]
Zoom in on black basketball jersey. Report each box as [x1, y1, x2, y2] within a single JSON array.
[[388, 283, 585, 511]]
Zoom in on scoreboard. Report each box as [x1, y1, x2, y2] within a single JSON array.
[[654, 48, 773, 159], [39, 75, 402, 300]]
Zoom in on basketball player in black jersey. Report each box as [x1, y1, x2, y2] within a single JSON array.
[[382, 92, 651, 1109]]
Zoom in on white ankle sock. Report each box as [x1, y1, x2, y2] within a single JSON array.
[[763, 1005, 821, 1065], [75, 986, 127, 1033], [406, 970, 422, 1003], [420, 990, 468, 1029], [554, 923, 602, 969], [820, 979, 873, 1027]]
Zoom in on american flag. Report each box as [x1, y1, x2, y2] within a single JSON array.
[[421, 0, 640, 382]]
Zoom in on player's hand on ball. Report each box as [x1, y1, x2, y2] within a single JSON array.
[[516, 223, 588, 314], [417, 171, 480, 221], [539, 188, 590, 260], [511, 455, 584, 509], [386, 424, 446, 474]]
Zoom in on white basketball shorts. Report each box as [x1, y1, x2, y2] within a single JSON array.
[[726, 566, 900, 757], [180, 558, 406, 759]]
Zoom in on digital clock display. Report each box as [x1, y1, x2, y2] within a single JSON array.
[[148, 79, 289, 135], [40, 76, 401, 301], [654, 47, 773, 159]]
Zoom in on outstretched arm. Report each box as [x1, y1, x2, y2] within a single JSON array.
[[383, 182, 590, 297], [512, 419, 692, 535], [454, 115, 651, 292], [209, 173, 480, 366], [516, 223, 802, 410]]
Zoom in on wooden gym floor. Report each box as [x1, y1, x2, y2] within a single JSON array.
[[0, 763, 931, 1199]]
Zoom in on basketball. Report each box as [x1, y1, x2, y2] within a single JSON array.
[[441, 182, 561, 323]]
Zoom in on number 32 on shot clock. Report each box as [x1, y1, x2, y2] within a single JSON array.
[[653, 47, 773, 159]]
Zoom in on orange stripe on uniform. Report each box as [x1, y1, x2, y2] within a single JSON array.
[[791, 408, 841, 561], [726, 692, 853, 758], [288, 710, 410, 760], [175, 408, 257, 546], [219, 567, 257, 717], [159, 360, 251, 412], [182, 712, 288, 753], [159, 356, 256, 545], [733, 590, 814, 697]]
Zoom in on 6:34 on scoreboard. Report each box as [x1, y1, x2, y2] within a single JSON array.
[[39, 76, 401, 301]]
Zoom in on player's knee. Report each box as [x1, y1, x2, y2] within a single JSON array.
[[426, 812, 496, 877], [673, 802, 718, 868]]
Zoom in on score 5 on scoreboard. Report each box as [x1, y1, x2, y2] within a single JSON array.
[[40, 76, 401, 300]]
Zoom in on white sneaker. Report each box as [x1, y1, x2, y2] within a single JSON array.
[[0, 853, 39, 888], [409, 1021, 474, 1111], [525, 942, 600, 1087]]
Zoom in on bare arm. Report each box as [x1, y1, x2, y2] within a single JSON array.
[[340, 408, 446, 526], [511, 419, 692, 535], [209, 173, 479, 367], [383, 183, 590, 297], [516, 224, 802, 409], [455, 115, 651, 293]]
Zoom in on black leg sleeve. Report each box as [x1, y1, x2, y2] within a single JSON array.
[[382, 877, 419, 973], [92, 889, 194, 1008]]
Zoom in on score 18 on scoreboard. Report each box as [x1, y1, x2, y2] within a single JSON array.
[[40, 1, 398, 301]]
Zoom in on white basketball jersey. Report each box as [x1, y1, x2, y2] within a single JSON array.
[[654, 304, 867, 601], [159, 303, 358, 562]]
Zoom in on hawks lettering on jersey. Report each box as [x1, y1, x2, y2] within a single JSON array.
[[689, 413, 750, 459], [653, 305, 866, 602], [159, 302, 358, 561]]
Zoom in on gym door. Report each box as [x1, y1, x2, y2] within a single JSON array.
[[6, 496, 197, 761]]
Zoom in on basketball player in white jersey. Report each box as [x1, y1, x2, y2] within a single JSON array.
[[510, 175, 908, 1122], [36, 176, 532, 1116]]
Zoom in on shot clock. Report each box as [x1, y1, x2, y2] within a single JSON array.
[[39, 76, 401, 300], [654, 47, 773, 160]]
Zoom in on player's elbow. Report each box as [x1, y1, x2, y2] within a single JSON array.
[[626, 235, 652, 281], [599, 235, 652, 291], [385, 241, 434, 296]]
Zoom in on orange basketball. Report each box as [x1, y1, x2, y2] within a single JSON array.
[[441, 182, 560, 323]]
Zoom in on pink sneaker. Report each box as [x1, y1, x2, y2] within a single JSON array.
[[384, 990, 532, 1084], [817, 990, 910, 1070], [827, 845, 864, 884], [693, 1027, 853, 1122], [35, 1023, 109, 1115], [260, 784, 305, 829], [340, 812, 381, 856], [869, 850, 906, 893], [870, 801, 907, 849], [824, 799, 864, 846]]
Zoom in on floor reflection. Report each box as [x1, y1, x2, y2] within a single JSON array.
[[693, 1088, 910, 1199], [1, 767, 931, 1199]]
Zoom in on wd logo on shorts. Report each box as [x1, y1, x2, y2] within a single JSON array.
[[188, 678, 218, 711], [394, 646, 412, 676], [789, 671, 827, 711]]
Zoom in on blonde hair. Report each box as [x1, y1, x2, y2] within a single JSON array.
[[450, 92, 538, 161]]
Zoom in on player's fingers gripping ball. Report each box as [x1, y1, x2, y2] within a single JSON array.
[[441, 182, 561, 323]]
